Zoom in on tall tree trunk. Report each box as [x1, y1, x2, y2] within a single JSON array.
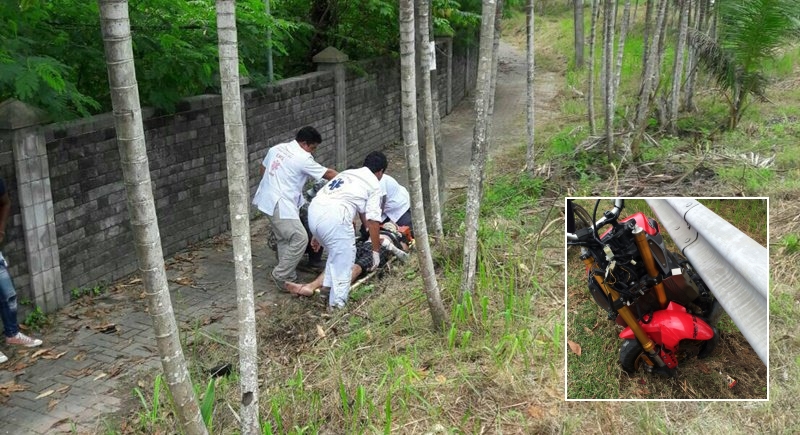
[[632, 0, 668, 157], [399, 0, 448, 332], [587, 0, 600, 134], [215, 1, 260, 433], [418, 0, 443, 239], [612, 0, 631, 101], [602, 0, 616, 159], [668, 0, 690, 134], [574, 0, 585, 68], [525, 0, 535, 174], [683, 0, 704, 112], [461, 0, 497, 295], [642, 0, 655, 72], [264, 0, 274, 81], [97, 2, 207, 434]]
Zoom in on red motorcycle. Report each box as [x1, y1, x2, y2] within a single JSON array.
[[567, 199, 720, 376]]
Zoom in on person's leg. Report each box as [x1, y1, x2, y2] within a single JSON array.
[[0, 259, 20, 339], [0, 258, 40, 348], [269, 206, 308, 285], [395, 209, 412, 228], [320, 224, 356, 309], [284, 272, 326, 296]]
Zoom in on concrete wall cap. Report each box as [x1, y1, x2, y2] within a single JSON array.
[[313, 47, 349, 64], [0, 99, 49, 130]]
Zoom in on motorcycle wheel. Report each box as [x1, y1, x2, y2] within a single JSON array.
[[698, 325, 719, 359], [619, 339, 653, 373]]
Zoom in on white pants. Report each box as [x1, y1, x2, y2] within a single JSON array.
[[308, 202, 355, 308]]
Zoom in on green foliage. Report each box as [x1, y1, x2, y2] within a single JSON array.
[[22, 306, 47, 331], [70, 284, 105, 300], [692, 0, 800, 129], [479, 173, 544, 219], [199, 378, 216, 432], [782, 234, 800, 254], [133, 374, 165, 431], [3, 0, 482, 119]]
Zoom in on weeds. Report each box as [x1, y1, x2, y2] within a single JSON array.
[[22, 306, 47, 331]]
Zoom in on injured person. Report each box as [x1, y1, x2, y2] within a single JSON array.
[[284, 223, 412, 297]]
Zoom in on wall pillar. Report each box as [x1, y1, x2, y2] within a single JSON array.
[[0, 99, 65, 313], [313, 47, 349, 171]]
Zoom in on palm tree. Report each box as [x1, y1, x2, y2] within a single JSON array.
[[399, 0, 448, 332], [417, 0, 444, 239], [97, 1, 207, 434], [215, 1, 261, 432], [525, 0, 535, 174], [461, 0, 497, 295], [690, 0, 800, 130]]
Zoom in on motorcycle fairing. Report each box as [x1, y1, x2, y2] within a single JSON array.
[[619, 301, 714, 352], [600, 212, 659, 239]]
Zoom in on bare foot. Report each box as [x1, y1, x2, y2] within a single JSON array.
[[284, 281, 317, 297]]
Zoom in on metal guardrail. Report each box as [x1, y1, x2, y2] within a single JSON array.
[[645, 198, 768, 367]]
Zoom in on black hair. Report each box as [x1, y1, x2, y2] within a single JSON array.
[[363, 151, 388, 173], [296, 126, 322, 145]]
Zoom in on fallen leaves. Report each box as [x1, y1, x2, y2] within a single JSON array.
[[91, 323, 119, 334], [316, 324, 327, 338], [36, 389, 54, 399], [0, 381, 26, 397], [568, 340, 582, 357]]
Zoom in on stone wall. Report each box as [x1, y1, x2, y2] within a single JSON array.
[[0, 40, 477, 312]]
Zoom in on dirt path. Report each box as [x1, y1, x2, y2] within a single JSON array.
[[387, 40, 561, 190]]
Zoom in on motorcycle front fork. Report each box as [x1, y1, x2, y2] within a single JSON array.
[[581, 247, 678, 377]]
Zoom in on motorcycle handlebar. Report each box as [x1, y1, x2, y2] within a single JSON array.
[[566, 198, 625, 242]]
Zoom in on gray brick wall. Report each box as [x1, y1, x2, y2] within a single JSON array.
[[0, 135, 32, 310], [6, 47, 477, 307], [345, 58, 403, 168]]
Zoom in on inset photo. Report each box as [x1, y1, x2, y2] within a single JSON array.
[[565, 198, 768, 400]]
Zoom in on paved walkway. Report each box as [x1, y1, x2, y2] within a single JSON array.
[[0, 40, 536, 434]]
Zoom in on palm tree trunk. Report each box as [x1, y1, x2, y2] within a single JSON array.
[[399, 0, 448, 332], [602, 0, 616, 159], [97, 1, 207, 434], [668, 0, 690, 134], [612, 0, 631, 101], [587, 0, 600, 134], [215, 1, 260, 432], [642, 0, 655, 72], [632, 0, 668, 157], [574, 0, 585, 68], [683, 0, 702, 112], [418, 0, 443, 239], [525, 0, 535, 174], [461, 0, 497, 296]]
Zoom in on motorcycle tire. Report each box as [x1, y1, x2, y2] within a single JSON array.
[[698, 325, 720, 359], [619, 339, 651, 373]]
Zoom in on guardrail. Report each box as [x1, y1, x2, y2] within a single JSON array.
[[645, 198, 768, 367]]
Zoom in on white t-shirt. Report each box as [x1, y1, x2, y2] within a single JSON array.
[[311, 167, 382, 224], [379, 174, 410, 222], [252, 140, 328, 220]]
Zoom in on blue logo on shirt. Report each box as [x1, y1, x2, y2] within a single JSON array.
[[329, 178, 344, 190]]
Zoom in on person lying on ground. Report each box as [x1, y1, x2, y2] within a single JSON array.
[[284, 223, 411, 297]]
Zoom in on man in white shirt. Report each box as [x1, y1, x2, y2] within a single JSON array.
[[379, 173, 412, 229], [305, 151, 386, 309], [252, 127, 337, 287]]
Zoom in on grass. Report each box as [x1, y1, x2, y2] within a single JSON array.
[[109, 3, 800, 433]]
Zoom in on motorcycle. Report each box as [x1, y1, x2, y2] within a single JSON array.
[[567, 199, 721, 376]]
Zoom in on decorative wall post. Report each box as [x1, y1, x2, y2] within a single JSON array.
[[313, 47, 349, 170], [0, 99, 65, 313]]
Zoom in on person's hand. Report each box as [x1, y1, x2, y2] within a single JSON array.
[[310, 237, 321, 252], [369, 250, 381, 271]]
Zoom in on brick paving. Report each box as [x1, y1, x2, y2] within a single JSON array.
[[0, 219, 293, 434]]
